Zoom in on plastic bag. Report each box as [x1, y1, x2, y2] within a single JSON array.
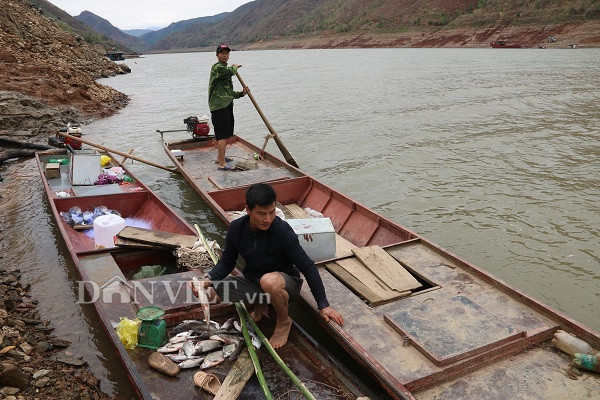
[[133, 265, 166, 280], [100, 155, 111, 166], [116, 317, 141, 349]]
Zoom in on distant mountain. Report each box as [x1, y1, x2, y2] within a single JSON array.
[[26, 0, 133, 53], [122, 28, 156, 37], [146, 0, 600, 50], [75, 11, 148, 53], [140, 12, 230, 46]]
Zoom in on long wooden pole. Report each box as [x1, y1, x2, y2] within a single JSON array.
[[235, 72, 299, 168], [57, 132, 179, 174]]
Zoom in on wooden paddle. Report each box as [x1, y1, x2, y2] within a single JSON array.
[[235, 71, 299, 168], [57, 132, 179, 174]]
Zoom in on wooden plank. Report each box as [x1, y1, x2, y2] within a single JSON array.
[[117, 226, 197, 249], [209, 168, 289, 190], [335, 258, 410, 302], [284, 203, 308, 218], [325, 262, 387, 305], [384, 295, 526, 366], [352, 245, 421, 292], [213, 350, 254, 400], [114, 237, 164, 250]]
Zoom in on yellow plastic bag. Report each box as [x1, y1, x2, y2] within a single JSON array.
[[116, 317, 141, 349], [100, 155, 111, 166]]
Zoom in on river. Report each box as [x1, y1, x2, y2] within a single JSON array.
[[1, 48, 599, 397]]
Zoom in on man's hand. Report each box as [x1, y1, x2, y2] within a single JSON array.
[[190, 278, 211, 298], [232, 64, 242, 68], [319, 306, 344, 326], [242, 86, 250, 96]]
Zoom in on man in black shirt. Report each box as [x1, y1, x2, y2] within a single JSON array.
[[193, 183, 343, 348]]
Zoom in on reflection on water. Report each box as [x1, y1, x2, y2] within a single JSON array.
[[1, 48, 599, 396]]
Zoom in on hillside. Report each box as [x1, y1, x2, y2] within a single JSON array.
[[26, 0, 133, 53], [148, 0, 600, 50], [140, 12, 230, 47], [0, 0, 129, 162], [75, 10, 148, 53]]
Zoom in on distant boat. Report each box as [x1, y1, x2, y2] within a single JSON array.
[[490, 40, 522, 48]]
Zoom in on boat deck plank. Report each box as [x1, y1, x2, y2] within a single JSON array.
[[414, 345, 598, 400], [175, 141, 300, 192]]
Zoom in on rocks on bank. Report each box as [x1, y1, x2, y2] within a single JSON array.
[[0, 0, 130, 163]]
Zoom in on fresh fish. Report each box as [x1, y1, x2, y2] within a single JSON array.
[[192, 277, 211, 329], [220, 317, 235, 331], [178, 357, 205, 369], [157, 342, 183, 354], [194, 339, 222, 354], [222, 343, 237, 358], [166, 353, 193, 363], [233, 320, 242, 332], [210, 334, 242, 346], [200, 350, 225, 370], [248, 330, 261, 350], [172, 319, 220, 334], [182, 340, 196, 358], [168, 330, 198, 344]]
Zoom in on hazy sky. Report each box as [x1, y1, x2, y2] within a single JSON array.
[[48, 0, 252, 30]]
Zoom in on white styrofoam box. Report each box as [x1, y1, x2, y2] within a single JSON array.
[[286, 218, 336, 263], [70, 152, 101, 185]]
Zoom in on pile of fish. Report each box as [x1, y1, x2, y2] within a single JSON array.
[[157, 318, 260, 370], [59, 205, 121, 226]]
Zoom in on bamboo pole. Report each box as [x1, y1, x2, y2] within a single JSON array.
[[57, 132, 179, 174], [237, 302, 316, 400], [194, 224, 218, 265], [235, 72, 299, 168], [235, 302, 272, 400]]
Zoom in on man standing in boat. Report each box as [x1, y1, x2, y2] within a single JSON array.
[[192, 183, 344, 348], [209, 43, 248, 171]]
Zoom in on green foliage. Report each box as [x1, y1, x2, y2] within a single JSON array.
[[477, 0, 487, 9]]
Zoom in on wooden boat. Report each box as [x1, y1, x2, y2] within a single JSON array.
[[35, 148, 373, 399], [490, 40, 522, 48], [164, 136, 600, 400]]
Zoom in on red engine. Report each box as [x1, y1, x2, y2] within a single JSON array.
[[184, 116, 211, 139]]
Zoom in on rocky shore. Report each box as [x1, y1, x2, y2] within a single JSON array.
[[0, 266, 113, 400], [0, 0, 129, 165]]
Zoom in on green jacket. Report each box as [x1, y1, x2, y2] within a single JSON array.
[[208, 61, 244, 112]]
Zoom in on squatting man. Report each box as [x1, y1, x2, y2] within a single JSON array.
[[192, 183, 343, 348]]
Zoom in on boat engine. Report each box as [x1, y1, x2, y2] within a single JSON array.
[[183, 116, 210, 139], [49, 124, 83, 149]]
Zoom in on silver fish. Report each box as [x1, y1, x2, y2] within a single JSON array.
[[178, 357, 205, 369], [192, 277, 211, 329], [210, 334, 242, 346], [233, 320, 242, 332], [166, 353, 193, 363], [200, 350, 225, 369], [169, 330, 198, 344], [182, 340, 196, 358], [220, 317, 235, 331], [173, 319, 220, 334], [194, 339, 222, 354], [222, 343, 237, 358], [157, 342, 183, 353]]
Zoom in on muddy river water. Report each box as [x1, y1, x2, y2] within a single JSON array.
[[1, 48, 598, 397]]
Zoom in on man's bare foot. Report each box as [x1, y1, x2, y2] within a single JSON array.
[[269, 317, 292, 349], [250, 304, 267, 322]]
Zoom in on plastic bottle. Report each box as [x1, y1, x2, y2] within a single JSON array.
[[93, 214, 126, 249], [552, 330, 595, 356]]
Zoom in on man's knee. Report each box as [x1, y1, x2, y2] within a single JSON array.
[[259, 272, 285, 293]]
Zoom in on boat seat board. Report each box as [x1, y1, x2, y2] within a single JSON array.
[[352, 246, 422, 292], [282, 203, 357, 258], [117, 226, 197, 249], [384, 295, 525, 366], [133, 271, 203, 312], [208, 167, 290, 190], [71, 183, 130, 197], [79, 252, 127, 287], [327, 258, 410, 305]]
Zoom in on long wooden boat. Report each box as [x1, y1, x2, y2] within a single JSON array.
[[164, 136, 600, 400], [35, 148, 374, 399]]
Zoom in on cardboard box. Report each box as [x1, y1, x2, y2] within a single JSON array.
[[70, 152, 101, 185], [287, 218, 336, 262], [45, 162, 60, 179]]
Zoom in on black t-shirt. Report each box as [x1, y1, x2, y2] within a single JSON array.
[[208, 215, 330, 309]]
